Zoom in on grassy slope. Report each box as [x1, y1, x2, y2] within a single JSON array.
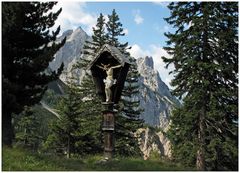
[[2, 147, 193, 171]]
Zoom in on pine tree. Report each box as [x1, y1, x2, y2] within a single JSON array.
[[106, 9, 143, 156], [45, 76, 83, 158], [2, 2, 66, 146], [75, 75, 103, 154], [116, 58, 144, 156], [72, 13, 106, 154], [106, 9, 129, 55], [45, 72, 102, 156], [163, 2, 238, 170], [83, 13, 107, 59], [73, 10, 143, 157], [15, 106, 42, 151], [80, 13, 107, 69], [75, 12, 108, 103]]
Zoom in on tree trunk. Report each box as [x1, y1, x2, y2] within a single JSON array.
[[196, 3, 208, 170], [196, 107, 206, 170], [2, 111, 14, 147]]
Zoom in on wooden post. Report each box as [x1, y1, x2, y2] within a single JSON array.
[[102, 102, 115, 160]]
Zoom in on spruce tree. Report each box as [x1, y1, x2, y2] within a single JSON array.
[[106, 9, 143, 156], [106, 9, 129, 55], [116, 58, 144, 156], [79, 13, 107, 69], [163, 2, 238, 170], [45, 76, 83, 158], [2, 2, 66, 146], [83, 13, 107, 59], [75, 75, 103, 154], [72, 13, 106, 154], [73, 10, 143, 157], [45, 75, 102, 157], [15, 106, 42, 151]]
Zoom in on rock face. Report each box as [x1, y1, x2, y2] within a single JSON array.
[[49, 27, 180, 128], [136, 56, 180, 129], [49, 27, 91, 82], [136, 127, 172, 160]]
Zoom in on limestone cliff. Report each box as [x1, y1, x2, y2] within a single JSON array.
[[136, 127, 172, 160]]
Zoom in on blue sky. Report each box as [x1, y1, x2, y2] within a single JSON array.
[[53, 1, 175, 88], [85, 2, 172, 47]]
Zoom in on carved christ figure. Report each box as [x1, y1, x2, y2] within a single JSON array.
[[96, 63, 122, 102]]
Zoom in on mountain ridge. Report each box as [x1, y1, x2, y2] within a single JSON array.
[[48, 27, 180, 128]]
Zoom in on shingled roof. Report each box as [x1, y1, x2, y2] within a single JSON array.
[[88, 44, 131, 69]]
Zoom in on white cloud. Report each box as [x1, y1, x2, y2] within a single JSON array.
[[133, 10, 144, 25], [128, 44, 150, 59], [153, 2, 169, 8], [52, 2, 97, 35], [128, 44, 174, 88], [123, 28, 129, 35]]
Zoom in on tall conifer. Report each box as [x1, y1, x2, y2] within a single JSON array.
[[2, 2, 65, 146], [82, 13, 107, 63], [45, 74, 102, 157], [116, 59, 143, 156], [106, 9, 129, 55], [106, 9, 143, 156], [68, 13, 107, 154], [163, 2, 238, 170], [45, 76, 83, 158], [15, 106, 41, 150]]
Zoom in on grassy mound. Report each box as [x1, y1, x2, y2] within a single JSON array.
[[2, 147, 192, 171]]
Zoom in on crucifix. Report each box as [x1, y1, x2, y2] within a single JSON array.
[[88, 44, 131, 160], [96, 63, 122, 102]]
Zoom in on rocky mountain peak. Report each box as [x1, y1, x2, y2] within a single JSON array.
[[137, 56, 154, 69], [49, 27, 180, 128], [144, 56, 154, 69], [49, 27, 90, 72], [47, 27, 179, 159], [136, 56, 180, 128], [68, 26, 88, 42], [61, 29, 73, 39]]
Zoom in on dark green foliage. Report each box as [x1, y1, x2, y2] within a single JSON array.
[[45, 77, 83, 157], [14, 107, 42, 151], [167, 99, 199, 166], [75, 75, 103, 154], [46, 12, 108, 157], [73, 13, 106, 155], [83, 13, 107, 59], [163, 2, 238, 171], [45, 75, 102, 157], [14, 105, 57, 151], [2, 2, 65, 146], [104, 9, 143, 156], [42, 89, 62, 107], [115, 59, 144, 156], [106, 9, 130, 55]]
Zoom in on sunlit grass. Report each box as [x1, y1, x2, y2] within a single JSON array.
[[2, 146, 193, 171]]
